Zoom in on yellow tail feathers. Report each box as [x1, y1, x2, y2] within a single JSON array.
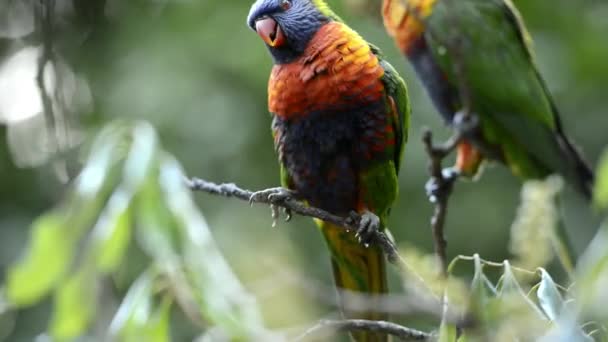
[[320, 221, 389, 342]]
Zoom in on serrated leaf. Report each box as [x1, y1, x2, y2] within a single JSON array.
[[497, 261, 521, 297], [469, 255, 495, 314], [6, 213, 74, 306], [594, 148, 608, 209], [537, 268, 564, 321], [498, 262, 546, 319], [50, 267, 97, 340]]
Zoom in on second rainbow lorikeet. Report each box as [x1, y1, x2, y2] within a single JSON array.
[[382, 0, 594, 199], [248, 0, 410, 340]]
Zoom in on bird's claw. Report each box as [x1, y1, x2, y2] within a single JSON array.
[[249, 187, 296, 205], [426, 168, 460, 203], [249, 187, 297, 226], [283, 207, 293, 222], [453, 110, 479, 136], [352, 210, 381, 247]]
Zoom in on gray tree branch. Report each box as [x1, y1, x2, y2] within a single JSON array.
[[187, 178, 410, 272], [293, 319, 432, 341]]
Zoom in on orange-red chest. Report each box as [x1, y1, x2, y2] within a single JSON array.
[[268, 22, 386, 119]]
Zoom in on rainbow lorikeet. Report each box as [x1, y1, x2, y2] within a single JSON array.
[[382, 0, 593, 198], [247, 0, 410, 340]]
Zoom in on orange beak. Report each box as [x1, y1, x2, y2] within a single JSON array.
[[255, 17, 286, 47]]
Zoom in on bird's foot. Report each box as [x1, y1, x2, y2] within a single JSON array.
[[426, 167, 460, 203], [350, 210, 381, 247], [249, 187, 298, 225], [453, 110, 479, 136]]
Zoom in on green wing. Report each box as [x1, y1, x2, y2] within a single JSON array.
[[376, 50, 411, 174], [427, 0, 579, 182]]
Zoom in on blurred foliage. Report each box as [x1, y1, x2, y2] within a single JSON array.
[[593, 148, 608, 210], [0, 0, 607, 341], [509, 177, 562, 271], [4, 122, 273, 341]]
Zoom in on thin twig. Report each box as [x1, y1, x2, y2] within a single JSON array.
[[422, 129, 462, 276], [293, 319, 432, 342], [35, 0, 58, 149], [187, 178, 410, 274], [250, 266, 466, 323], [188, 178, 478, 328]]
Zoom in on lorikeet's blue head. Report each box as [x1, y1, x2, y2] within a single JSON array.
[[247, 0, 336, 63]]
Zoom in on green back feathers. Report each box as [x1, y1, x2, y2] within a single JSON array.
[[500, 0, 536, 61]]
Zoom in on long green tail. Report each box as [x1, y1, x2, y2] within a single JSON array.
[[320, 221, 388, 342]]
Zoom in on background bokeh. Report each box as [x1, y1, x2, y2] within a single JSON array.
[[0, 0, 607, 340]]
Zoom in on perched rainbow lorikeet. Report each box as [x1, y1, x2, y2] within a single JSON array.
[[382, 0, 593, 199], [248, 0, 410, 340]]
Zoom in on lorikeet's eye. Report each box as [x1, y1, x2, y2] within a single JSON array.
[[280, 0, 291, 10]]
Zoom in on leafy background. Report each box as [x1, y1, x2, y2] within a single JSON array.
[[0, 0, 607, 340]]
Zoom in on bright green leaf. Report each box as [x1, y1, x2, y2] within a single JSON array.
[[109, 270, 156, 337], [93, 189, 133, 273], [594, 148, 608, 209], [124, 297, 172, 342], [576, 221, 608, 319], [537, 268, 564, 321], [6, 213, 74, 306], [438, 320, 457, 342], [110, 270, 172, 342], [158, 156, 268, 338], [123, 121, 159, 190], [50, 266, 97, 339]]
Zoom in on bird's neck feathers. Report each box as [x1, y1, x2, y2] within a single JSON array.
[[268, 0, 343, 64], [311, 0, 343, 22], [268, 22, 386, 119], [382, 0, 437, 54]]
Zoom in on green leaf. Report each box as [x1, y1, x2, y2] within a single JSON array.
[[576, 221, 608, 319], [594, 148, 608, 209], [93, 189, 133, 273], [537, 268, 564, 321], [109, 270, 156, 336], [7, 122, 130, 307], [50, 266, 97, 339], [122, 121, 159, 190], [498, 261, 546, 319], [469, 254, 495, 315], [438, 319, 457, 342], [110, 270, 171, 342], [6, 213, 74, 306], [158, 156, 267, 338], [122, 297, 171, 342], [497, 261, 521, 297], [94, 121, 159, 273]]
